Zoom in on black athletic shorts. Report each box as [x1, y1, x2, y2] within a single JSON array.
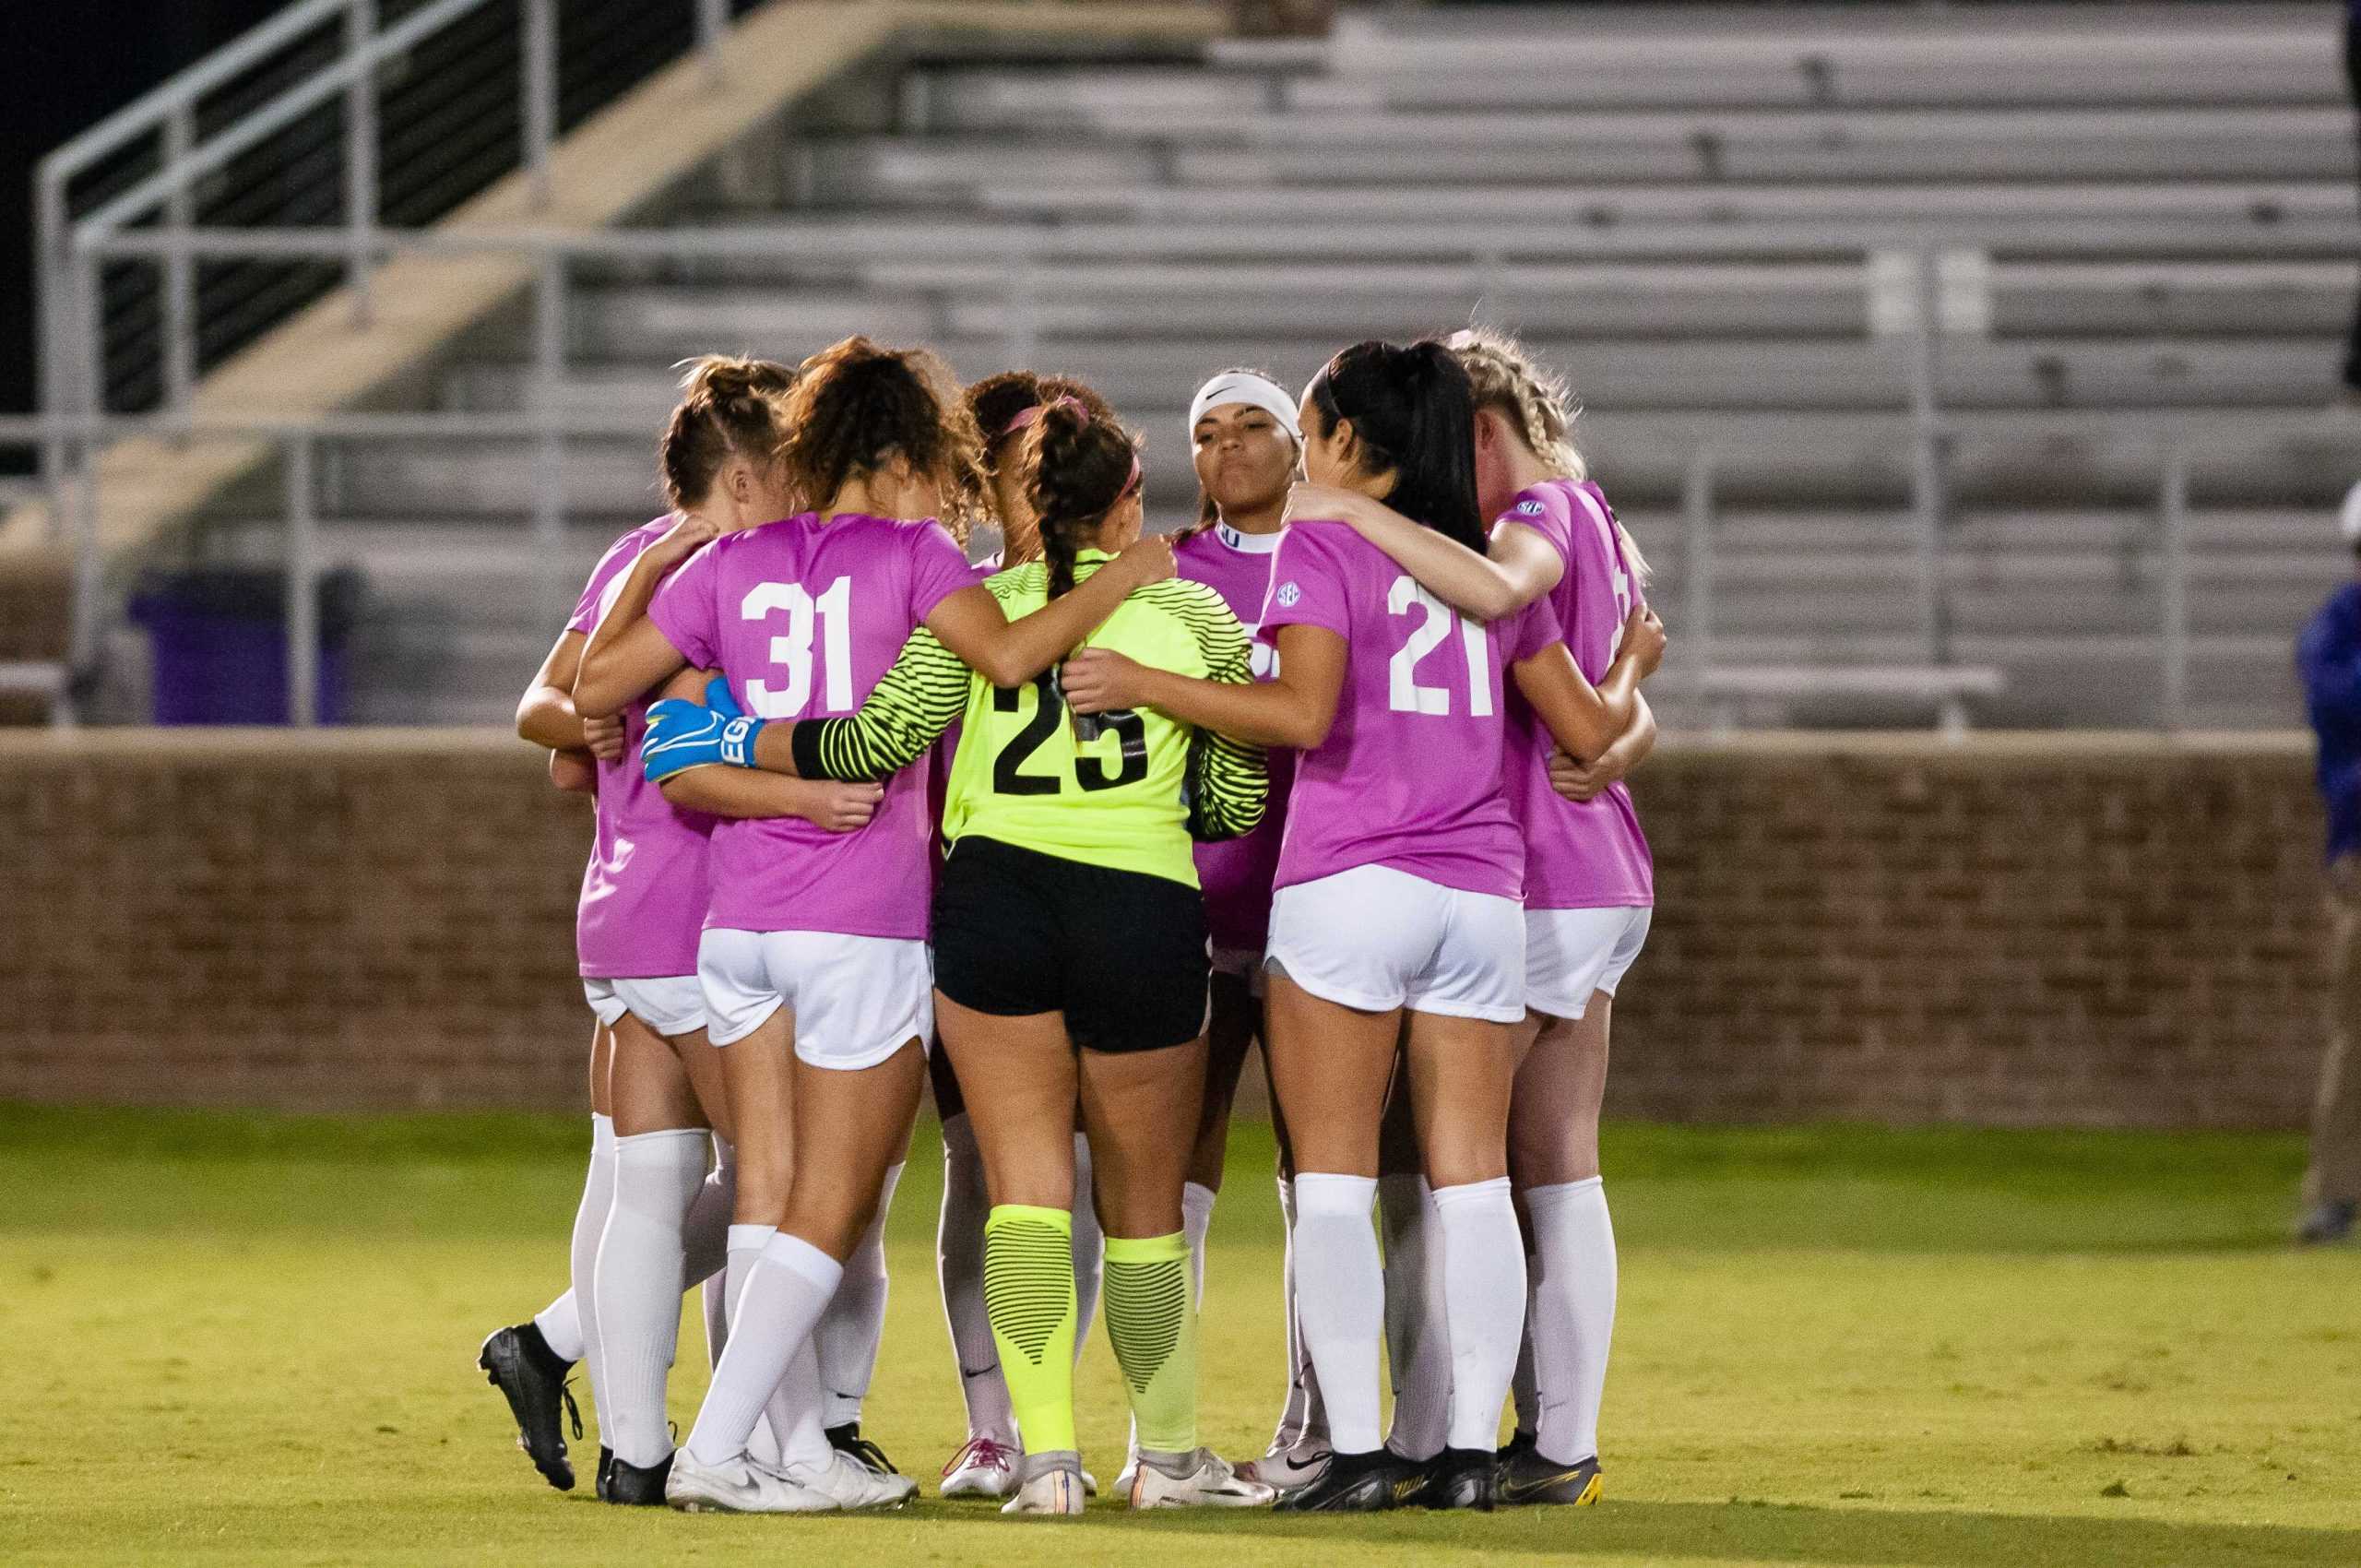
[[931, 835, 1209, 1055]]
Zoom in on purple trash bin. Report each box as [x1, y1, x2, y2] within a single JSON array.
[[128, 568, 361, 725]]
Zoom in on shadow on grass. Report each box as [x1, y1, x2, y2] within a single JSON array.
[[1081, 1498, 2361, 1567]]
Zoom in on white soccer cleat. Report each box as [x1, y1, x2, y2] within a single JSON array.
[[1001, 1454, 1087, 1516], [940, 1435, 1019, 1499], [1235, 1442, 1331, 1491], [664, 1448, 833, 1514], [1128, 1447, 1279, 1509], [766, 1449, 918, 1511]]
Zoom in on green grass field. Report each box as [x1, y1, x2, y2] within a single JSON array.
[[2, 1104, 2355, 1567]]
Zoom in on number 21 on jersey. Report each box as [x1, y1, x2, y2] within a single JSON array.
[[1386, 576, 1491, 718], [742, 576, 851, 718]]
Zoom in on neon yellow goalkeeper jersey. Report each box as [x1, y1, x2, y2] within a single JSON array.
[[796, 551, 1266, 886]]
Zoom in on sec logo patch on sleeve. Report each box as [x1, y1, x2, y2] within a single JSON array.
[[1275, 581, 1302, 609]]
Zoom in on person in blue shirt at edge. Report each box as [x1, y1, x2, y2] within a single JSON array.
[[2291, 480, 2361, 1245]]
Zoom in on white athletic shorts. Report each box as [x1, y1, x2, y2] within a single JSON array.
[[581, 975, 706, 1039], [696, 928, 933, 1067], [1524, 906, 1652, 1021], [1265, 863, 1525, 1023]]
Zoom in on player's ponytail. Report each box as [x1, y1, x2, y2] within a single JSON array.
[[1445, 327, 1651, 586], [1018, 398, 1143, 600], [1307, 339, 1484, 554], [658, 354, 796, 509]]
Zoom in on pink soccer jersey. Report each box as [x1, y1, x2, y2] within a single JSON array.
[[648, 511, 979, 940], [566, 519, 715, 979], [1258, 520, 1563, 902], [1499, 481, 1655, 909], [1175, 522, 1295, 953]]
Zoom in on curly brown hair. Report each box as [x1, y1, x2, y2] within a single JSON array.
[[658, 354, 796, 510], [1015, 398, 1141, 600], [967, 373, 1119, 468], [776, 336, 988, 542]]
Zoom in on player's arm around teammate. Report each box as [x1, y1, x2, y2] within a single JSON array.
[[732, 399, 1275, 1515], [1065, 340, 1661, 1514], [1292, 328, 1670, 1501]]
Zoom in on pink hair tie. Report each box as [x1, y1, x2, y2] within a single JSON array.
[[1003, 396, 1087, 439]]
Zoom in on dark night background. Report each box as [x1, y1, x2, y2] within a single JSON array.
[[1, 1, 285, 434]]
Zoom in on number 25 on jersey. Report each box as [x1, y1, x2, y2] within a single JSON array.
[[1386, 576, 1492, 718]]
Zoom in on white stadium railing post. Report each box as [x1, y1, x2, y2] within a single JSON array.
[[346, 0, 379, 327], [286, 435, 320, 728], [524, 0, 556, 209], [2160, 446, 2190, 732], [161, 106, 197, 414]]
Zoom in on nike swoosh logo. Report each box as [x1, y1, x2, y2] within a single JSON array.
[[959, 1363, 999, 1380], [1501, 1468, 1584, 1502]]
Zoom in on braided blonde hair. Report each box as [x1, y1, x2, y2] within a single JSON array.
[[1444, 327, 1650, 584]]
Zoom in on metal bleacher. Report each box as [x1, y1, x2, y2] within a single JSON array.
[[117, 4, 2361, 728]]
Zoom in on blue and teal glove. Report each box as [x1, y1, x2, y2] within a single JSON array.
[[641, 676, 765, 782]]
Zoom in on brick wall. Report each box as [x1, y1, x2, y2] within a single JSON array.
[[0, 729, 2334, 1127]]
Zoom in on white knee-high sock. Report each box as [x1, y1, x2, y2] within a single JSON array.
[[1380, 1174, 1451, 1462], [1181, 1181, 1217, 1306], [1270, 1174, 1325, 1452], [534, 1291, 584, 1364], [817, 1160, 903, 1429], [938, 1113, 1016, 1443], [1291, 1172, 1383, 1455], [1524, 1176, 1617, 1464], [1432, 1177, 1527, 1454], [720, 1223, 782, 1464], [682, 1134, 734, 1293], [686, 1230, 843, 1468], [1510, 1266, 1540, 1438], [595, 1129, 710, 1467], [535, 1112, 616, 1370], [1071, 1133, 1104, 1359]]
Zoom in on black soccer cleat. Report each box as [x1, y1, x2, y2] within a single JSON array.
[[1498, 1446, 1603, 1507], [595, 1445, 615, 1500], [601, 1450, 673, 1506], [2296, 1199, 2355, 1246], [476, 1322, 580, 1491], [1407, 1446, 1498, 1511], [1271, 1447, 1417, 1514], [827, 1421, 899, 1476]]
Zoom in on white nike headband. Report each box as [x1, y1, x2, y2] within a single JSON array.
[[1188, 371, 1302, 447]]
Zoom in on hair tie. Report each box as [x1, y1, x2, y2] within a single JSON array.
[[1003, 396, 1087, 440]]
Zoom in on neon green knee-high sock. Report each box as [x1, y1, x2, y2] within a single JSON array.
[[984, 1204, 1078, 1455], [1102, 1231, 1196, 1455]]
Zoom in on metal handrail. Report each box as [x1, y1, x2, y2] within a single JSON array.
[[74, 0, 495, 241], [39, 0, 356, 184], [22, 2, 2355, 731]]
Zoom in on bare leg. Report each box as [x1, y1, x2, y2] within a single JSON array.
[[1406, 1010, 1523, 1456], [1266, 973, 1398, 1456], [1511, 999, 1618, 1467]]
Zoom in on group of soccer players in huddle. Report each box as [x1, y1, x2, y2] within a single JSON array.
[[477, 326, 1667, 1517]]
